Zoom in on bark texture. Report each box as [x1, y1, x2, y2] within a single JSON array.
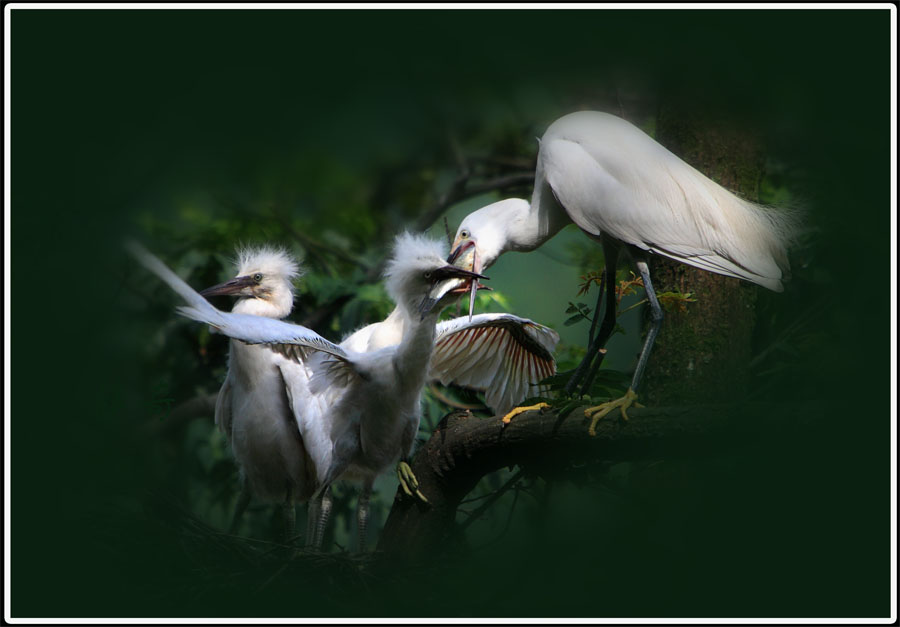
[[639, 106, 764, 406]]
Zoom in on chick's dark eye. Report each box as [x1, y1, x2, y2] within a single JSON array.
[[423, 271, 432, 280], [253, 273, 263, 283]]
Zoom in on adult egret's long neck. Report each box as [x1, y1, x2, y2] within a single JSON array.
[[530, 154, 571, 248], [505, 162, 570, 254]]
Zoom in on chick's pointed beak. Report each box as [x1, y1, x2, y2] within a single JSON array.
[[418, 265, 489, 318], [200, 275, 256, 298]]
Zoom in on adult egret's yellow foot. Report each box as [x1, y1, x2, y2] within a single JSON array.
[[397, 461, 429, 503], [584, 388, 643, 436], [501, 402, 550, 426]]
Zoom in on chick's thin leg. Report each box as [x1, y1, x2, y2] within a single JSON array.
[[228, 479, 251, 535], [396, 415, 428, 503], [312, 423, 359, 549], [281, 483, 295, 544], [356, 479, 373, 553], [312, 486, 333, 550], [306, 491, 321, 548]]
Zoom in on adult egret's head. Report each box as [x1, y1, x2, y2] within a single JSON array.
[[200, 246, 301, 318], [447, 198, 531, 275], [384, 232, 488, 320], [447, 198, 529, 318]]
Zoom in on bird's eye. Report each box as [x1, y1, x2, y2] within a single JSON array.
[[460, 229, 470, 239], [423, 270, 432, 280], [253, 273, 263, 283]]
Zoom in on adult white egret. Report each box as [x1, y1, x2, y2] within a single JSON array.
[[448, 110, 799, 433], [129, 234, 558, 551]]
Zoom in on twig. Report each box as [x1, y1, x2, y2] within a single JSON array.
[[468, 155, 535, 170], [443, 216, 453, 248], [143, 392, 218, 437], [428, 385, 487, 411], [471, 484, 522, 551], [618, 297, 649, 317], [447, 130, 471, 178], [409, 171, 535, 238], [457, 469, 526, 532], [269, 208, 370, 271]]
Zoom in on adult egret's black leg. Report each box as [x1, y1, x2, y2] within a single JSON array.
[[582, 252, 661, 434], [564, 271, 606, 396], [578, 264, 617, 395], [565, 238, 619, 396]]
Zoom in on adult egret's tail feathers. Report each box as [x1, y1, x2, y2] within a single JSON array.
[[676, 172, 801, 291]]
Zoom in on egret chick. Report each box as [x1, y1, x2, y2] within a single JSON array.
[[128, 242, 319, 542], [131, 235, 559, 552]]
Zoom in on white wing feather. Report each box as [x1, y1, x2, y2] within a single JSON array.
[[430, 313, 559, 416], [127, 241, 357, 373]]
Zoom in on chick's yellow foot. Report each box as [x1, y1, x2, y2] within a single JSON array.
[[397, 461, 429, 503], [583, 388, 644, 436], [501, 402, 550, 426]]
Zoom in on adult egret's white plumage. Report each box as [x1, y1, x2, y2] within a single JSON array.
[[448, 111, 799, 432], [129, 235, 558, 551]]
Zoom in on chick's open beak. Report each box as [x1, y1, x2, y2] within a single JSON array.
[[418, 265, 489, 318], [200, 275, 256, 298]]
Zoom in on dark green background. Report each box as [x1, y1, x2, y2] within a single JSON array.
[[10, 8, 892, 619]]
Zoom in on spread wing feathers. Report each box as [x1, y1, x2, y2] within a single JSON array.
[[540, 112, 798, 292], [126, 240, 359, 375], [175, 305, 355, 368], [126, 240, 228, 326], [430, 313, 559, 416]]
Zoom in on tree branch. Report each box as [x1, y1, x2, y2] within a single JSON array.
[[409, 171, 535, 238], [377, 400, 823, 558], [144, 392, 218, 437]]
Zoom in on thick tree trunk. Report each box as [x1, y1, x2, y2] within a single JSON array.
[[639, 107, 764, 406]]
